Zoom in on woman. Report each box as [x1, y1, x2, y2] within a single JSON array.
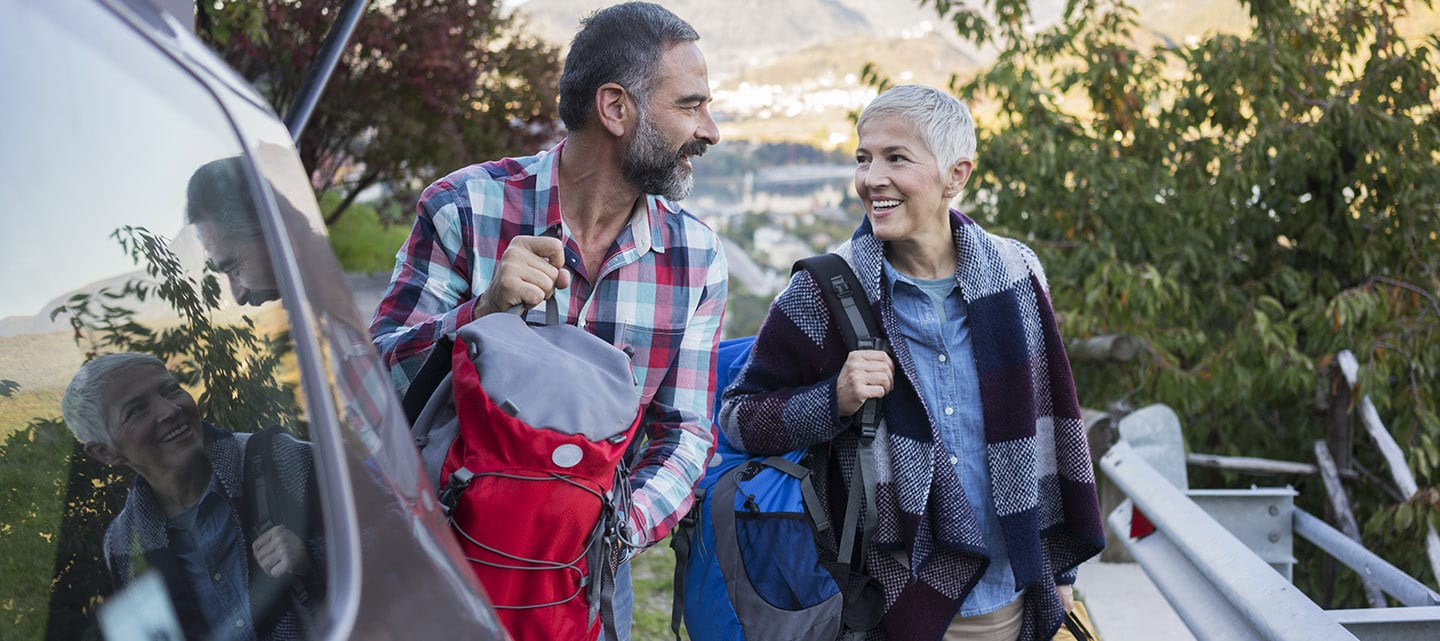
[[719, 85, 1104, 641], [62, 353, 323, 641]]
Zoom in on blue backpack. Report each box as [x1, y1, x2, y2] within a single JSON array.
[[671, 254, 885, 641]]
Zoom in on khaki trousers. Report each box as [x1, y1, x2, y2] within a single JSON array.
[[941, 596, 1024, 641]]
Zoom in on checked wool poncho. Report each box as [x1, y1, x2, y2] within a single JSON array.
[[720, 212, 1105, 641]]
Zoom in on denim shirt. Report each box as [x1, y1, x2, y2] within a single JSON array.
[[167, 475, 256, 641], [883, 260, 1018, 616]]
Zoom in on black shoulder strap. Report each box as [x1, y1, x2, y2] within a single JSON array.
[[242, 427, 280, 539], [794, 253, 885, 635], [402, 335, 454, 424], [793, 253, 886, 435], [241, 426, 303, 636], [792, 254, 882, 354]]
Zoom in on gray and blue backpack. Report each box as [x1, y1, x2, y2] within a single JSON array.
[[671, 254, 886, 641]]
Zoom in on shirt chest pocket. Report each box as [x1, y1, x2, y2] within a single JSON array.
[[615, 321, 686, 406]]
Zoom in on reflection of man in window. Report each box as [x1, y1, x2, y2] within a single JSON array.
[[61, 353, 322, 641], [187, 157, 280, 307], [184, 154, 416, 487]]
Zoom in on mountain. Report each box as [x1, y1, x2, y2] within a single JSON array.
[[505, 0, 1233, 146], [509, 0, 1438, 146], [509, 0, 1057, 80], [0, 226, 215, 338]]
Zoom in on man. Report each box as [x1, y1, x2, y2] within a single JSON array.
[[61, 353, 323, 641], [186, 156, 281, 307], [370, 2, 727, 640]]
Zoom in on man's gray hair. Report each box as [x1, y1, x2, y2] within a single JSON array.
[[61, 353, 167, 446], [557, 2, 700, 131], [186, 155, 262, 244], [857, 85, 976, 173]]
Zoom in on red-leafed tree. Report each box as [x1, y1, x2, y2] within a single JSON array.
[[198, 0, 562, 224]]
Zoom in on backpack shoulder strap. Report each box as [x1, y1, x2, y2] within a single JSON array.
[[402, 335, 455, 424], [792, 253, 882, 353], [241, 427, 279, 540], [795, 253, 885, 634], [793, 253, 886, 435]]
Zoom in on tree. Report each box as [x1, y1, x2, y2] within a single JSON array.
[[197, 0, 562, 224], [910, 0, 1440, 606]]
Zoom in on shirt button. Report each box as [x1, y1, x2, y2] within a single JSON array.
[[234, 620, 246, 629], [938, 354, 947, 363], [213, 573, 223, 582], [949, 455, 959, 465], [945, 407, 955, 416]]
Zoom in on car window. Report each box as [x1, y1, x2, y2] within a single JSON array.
[[0, 4, 327, 640]]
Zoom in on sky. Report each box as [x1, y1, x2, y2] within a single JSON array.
[[0, 4, 245, 320]]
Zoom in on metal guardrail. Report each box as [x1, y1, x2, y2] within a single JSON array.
[[1102, 440, 1440, 641], [1103, 441, 1358, 641], [1291, 509, 1440, 608]]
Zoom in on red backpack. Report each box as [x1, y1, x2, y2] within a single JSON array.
[[409, 298, 642, 641]]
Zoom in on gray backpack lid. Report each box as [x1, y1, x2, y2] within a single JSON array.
[[457, 312, 640, 442]]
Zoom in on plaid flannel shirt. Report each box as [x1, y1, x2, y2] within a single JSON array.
[[370, 141, 727, 546]]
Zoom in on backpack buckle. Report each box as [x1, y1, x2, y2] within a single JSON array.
[[678, 489, 704, 531], [439, 467, 475, 517]]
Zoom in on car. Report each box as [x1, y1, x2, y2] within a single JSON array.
[[0, 1, 506, 639]]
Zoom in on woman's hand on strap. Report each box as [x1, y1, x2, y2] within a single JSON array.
[[836, 349, 894, 417]]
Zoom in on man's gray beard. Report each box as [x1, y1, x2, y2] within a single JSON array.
[[621, 114, 695, 201]]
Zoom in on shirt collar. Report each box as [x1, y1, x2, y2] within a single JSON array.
[[635, 195, 675, 255], [533, 139, 671, 255]]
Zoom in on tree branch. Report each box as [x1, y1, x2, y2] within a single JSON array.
[[324, 169, 383, 225]]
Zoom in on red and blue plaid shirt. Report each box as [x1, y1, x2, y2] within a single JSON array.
[[370, 141, 727, 545]]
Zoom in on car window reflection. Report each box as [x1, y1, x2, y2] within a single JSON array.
[[188, 157, 282, 308], [60, 353, 324, 641], [0, 5, 329, 637]]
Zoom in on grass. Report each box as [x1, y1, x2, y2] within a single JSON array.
[[0, 420, 76, 639], [631, 542, 681, 641], [322, 194, 413, 274]]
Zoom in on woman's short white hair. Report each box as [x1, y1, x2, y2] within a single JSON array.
[[857, 84, 976, 173], [61, 353, 167, 446]]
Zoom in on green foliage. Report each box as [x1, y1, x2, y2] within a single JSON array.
[[921, 0, 1440, 607], [198, 0, 562, 224], [0, 420, 77, 639], [321, 192, 413, 273], [50, 226, 301, 435], [721, 284, 775, 340]]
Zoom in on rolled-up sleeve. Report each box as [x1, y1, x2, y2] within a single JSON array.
[[626, 244, 727, 546], [369, 182, 478, 395]]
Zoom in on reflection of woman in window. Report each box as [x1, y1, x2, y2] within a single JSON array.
[[62, 353, 323, 641]]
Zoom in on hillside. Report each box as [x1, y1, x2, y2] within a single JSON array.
[[508, 0, 1031, 78]]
